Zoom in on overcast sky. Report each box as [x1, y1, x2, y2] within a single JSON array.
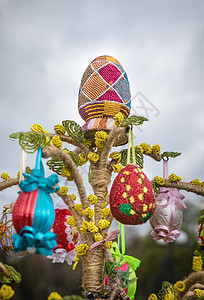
[[0, 0, 204, 211]]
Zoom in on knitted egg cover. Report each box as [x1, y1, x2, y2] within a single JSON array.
[[78, 55, 131, 122], [110, 165, 155, 225]]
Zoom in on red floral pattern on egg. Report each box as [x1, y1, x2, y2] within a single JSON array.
[[110, 165, 155, 225]]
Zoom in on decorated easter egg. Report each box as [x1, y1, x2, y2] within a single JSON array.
[[110, 165, 155, 225], [78, 55, 131, 144]]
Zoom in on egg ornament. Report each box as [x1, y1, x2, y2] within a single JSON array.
[[78, 55, 131, 146], [110, 164, 155, 225], [12, 147, 59, 255]]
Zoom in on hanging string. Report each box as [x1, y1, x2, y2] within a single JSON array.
[[19, 150, 27, 183]]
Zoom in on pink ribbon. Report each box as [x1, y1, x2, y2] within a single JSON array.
[[89, 229, 121, 252], [151, 225, 180, 242]]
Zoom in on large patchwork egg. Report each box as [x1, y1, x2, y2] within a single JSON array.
[[78, 55, 131, 145], [110, 165, 155, 225]]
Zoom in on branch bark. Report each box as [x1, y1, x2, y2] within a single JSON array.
[[0, 178, 19, 192], [160, 180, 204, 196]]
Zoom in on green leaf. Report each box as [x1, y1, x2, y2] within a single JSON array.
[[62, 120, 84, 143], [118, 203, 132, 216], [120, 148, 143, 169], [9, 131, 50, 154], [0, 265, 21, 284], [47, 158, 65, 175], [68, 150, 79, 167], [161, 151, 181, 159], [151, 181, 160, 197], [120, 115, 148, 127], [198, 215, 204, 225]]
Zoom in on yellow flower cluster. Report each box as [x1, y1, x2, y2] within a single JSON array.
[[83, 207, 94, 219], [94, 233, 103, 242], [109, 151, 121, 163], [154, 176, 165, 186], [52, 135, 62, 148], [59, 186, 68, 195], [104, 241, 112, 249], [112, 164, 123, 173], [194, 289, 204, 298], [30, 123, 43, 132], [192, 256, 203, 272], [47, 291, 62, 300], [1, 172, 10, 181], [69, 194, 76, 200], [67, 216, 76, 227], [139, 143, 152, 154], [152, 144, 161, 154], [80, 221, 98, 233], [88, 194, 98, 205], [54, 124, 66, 135], [100, 207, 110, 219], [79, 153, 88, 166], [95, 131, 108, 150], [61, 167, 73, 181], [113, 112, 124, 126], [98, 219, 110, 230], [190, 179, 204, 187], [17, 171, 20, 179], [0, 284, 14, 300], [74, 203, 82, 212], [75, 243, 89, 256], [84, 138, 92, 147], [88, 152, 99, 163], [63, 149, 70, 154], [168, 173, 182, 182], [148, 294, 157, 300], [164, 292, 176, 300], [174, 281, 185, 292]]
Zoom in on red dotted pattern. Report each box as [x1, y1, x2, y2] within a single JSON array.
[[110, 165, 155, 225]]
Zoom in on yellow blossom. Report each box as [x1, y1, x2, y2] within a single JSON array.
[[152, 144, 161, 154], [136, 145, 144, 153], [194, 289, 204, 298], [88, 152, 99, 163], [113, 112, 124, 126], [75, 243, 89, 256], [1, 172, 10, 181], [192, 256, 203, 272], [112, 164, 123, 173], [140, 143, 152, 154], [79, 153, 88, 166], [84, 138, 92, 147], [0, 284, 14, 300], [67, 216, 76, 227], [83, 207, 94, 219], [17, 171, 20, 179], [174, 281, 185, 292], [95, 131, 108, 150], [61, 167, 73, 181], [48, 291, 62, 300], [154, 176, 165, 186], [164, 288, 176, 300], [52, 135, 62, 148], [100, 207, 111, 219], [80, 221, 89, 233], [88, 221, 98, 233], [148, 294, 157, 300], [30, 123, 43, 132], [190, 179, 201, 185], [74, 203, 82, 212], [88, 194, 98, 205], [54, 124, 66, 135], [59, 186, 68, 195], [63, 149, 70, 154], [94, 233, 103, 242], [109, 151, 121, 163], [69, 194, 76, 200], [168, 173, 182, 182], [105, 241, 112, 249], [98, 219, 110, 230]]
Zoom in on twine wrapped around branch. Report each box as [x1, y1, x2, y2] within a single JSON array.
[[176, 271, 204, 300], [161, 180, 204, 197], [0, 178, 19, 192]]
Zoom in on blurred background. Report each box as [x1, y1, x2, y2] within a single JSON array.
[[0, 0, 203, 299]]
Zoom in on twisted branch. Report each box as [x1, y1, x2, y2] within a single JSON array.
[[176, 271, 204, 300], [161, 180, 204, 196], [43, 146, 88, 210], [0, 178, 19, 192]]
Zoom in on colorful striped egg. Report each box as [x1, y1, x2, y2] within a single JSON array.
[[110, 165, 155, 225], [78, 55, 131, 144]]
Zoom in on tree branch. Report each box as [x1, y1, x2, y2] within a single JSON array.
[[0, 178, 19, 192], [156, 180, 204, 196], [43, 146, 88, 210], [48, 133, 90, 155]]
